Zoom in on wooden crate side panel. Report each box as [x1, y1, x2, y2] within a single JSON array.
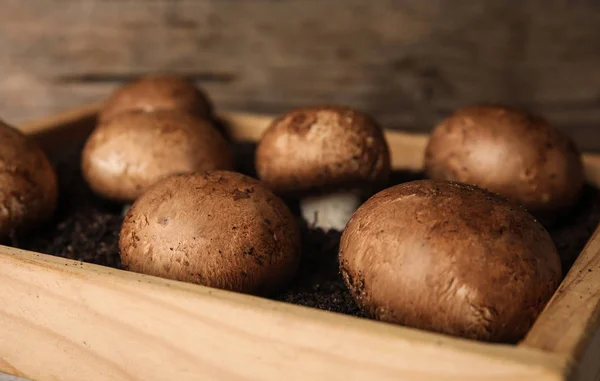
[[0, 247, 566, 381], [522, 226, 600, 381]]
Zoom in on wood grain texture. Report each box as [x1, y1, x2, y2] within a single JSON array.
[[522, 226, 600, 381], [1, 1, 600, 150], [0, 246, 566, 381]]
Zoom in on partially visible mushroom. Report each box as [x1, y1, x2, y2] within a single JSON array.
[[82, 109, 233, 203], [424, 105, 585, 217], [119, 170, 301, 295], [340, 179, 562, 342], [0, 120, 58, 238], [98, 74, 213, 124], [255, 106, 391, 232]]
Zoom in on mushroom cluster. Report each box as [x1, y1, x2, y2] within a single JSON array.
[[78, 74, 581, 342], [82, 75, 233, 204], [84, 74, 302, 297], [250, 103, 570, 342]]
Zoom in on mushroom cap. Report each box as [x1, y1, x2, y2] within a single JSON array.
[[82, 109, 233, 202], [339, 180, 562, 342], [0, 121, 58, 237], [98, 75, 213, 124], [255, 106, 391, 195], [119, 170, 301, 295], [424, 105, 584, 215]]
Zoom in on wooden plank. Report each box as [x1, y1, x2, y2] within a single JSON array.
[[19, 102, 100, 154], [1, 1, 600, 150], [0, 245, 567, 381], [18, 102, 101, 137], [522, 225, 600, 381]]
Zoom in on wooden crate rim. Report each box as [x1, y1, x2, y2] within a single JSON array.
[[1, 103, 599, 381], [19, 102, 600, 187]]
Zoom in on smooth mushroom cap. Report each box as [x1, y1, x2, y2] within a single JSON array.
[[424, 105, 585, 215], [119, 171, 301, 295], [98, 75, 213, 124], [340, 180, 562, 343], [0, 121, 58, 238], [82, 109, 233, 202], [255, 106, 391, 196]]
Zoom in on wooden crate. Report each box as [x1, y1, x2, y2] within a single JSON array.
[[1, 104, 600, 381]]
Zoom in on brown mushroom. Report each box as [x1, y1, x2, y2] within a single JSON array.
[[424, 105, 584, 216], [0, 120, 58, 238], [255, 105, 391, 231], [98, 74, 213, 124], [119, 170, 301, 295], [82, 109, 233, 203], [339, 180, 562, 343]]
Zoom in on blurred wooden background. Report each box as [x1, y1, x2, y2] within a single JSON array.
[[1, 0, 600, 150]]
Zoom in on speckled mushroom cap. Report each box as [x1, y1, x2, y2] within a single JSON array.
[[0, 121, 58, 238], [119, 170, 301, 295], [82, 109, 233, 202], [255, 106, 391, 196], [340, 180, 562, 343], [424, 105, 584, 215], [98, 74, 213, 124]]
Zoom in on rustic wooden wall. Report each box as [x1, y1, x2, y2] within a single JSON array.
[[1, 0, 600, 150]]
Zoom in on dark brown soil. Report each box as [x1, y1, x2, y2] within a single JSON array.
[[7, 143, 600, 318]]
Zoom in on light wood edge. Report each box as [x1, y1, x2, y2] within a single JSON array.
[[583, 155, 600, 189], [19, 103, 600, 184], [0, 245, 566, 381], [522, 225, 600, 380], [18, 102, 102, 136]]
